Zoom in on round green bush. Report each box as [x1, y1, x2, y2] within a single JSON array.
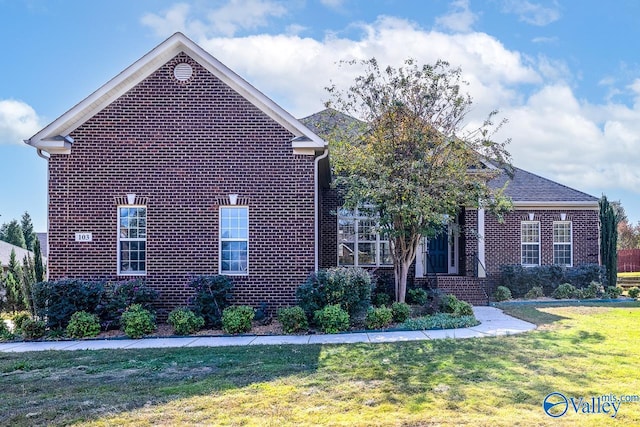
[[21, 318, 46, 340], [313, 304, 350, 334], [372, 292, 392, 307], [524, 286, 544, 299], [365, 306, 393, 330], [0, 320, 13, 341], [628, 287, 640, 299], [11, 312, 31, 333], [66, 311, 101, 338], [440, 294, 473, 317], [494, 286, 512, 302], [120, 304, 156, 338], [168, 307, 205, 335], [552, 283, 577, 299], [407, 288, 429, 305], [277, 306, 309, 334], [605, 286, 622, 299], [391, 302, 411, 323], [222, 306, 255, 334]]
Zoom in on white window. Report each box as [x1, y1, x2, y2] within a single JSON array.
[[220, 207, 249, 275], [521, 221, 540, 266], [118, 206, 147, 275], [553, 221, 572, 266], [338, 208, 392, 267]]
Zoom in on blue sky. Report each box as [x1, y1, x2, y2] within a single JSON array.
[[2, 0, 640, 231]]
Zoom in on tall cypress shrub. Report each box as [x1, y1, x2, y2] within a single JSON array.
[[599, 195, 619, 286]]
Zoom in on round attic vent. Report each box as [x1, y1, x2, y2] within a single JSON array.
[[173, 63, 193, 82]]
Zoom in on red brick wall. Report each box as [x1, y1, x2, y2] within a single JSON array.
[[47, 53, 317, 314], [467, 208, 600, 292]]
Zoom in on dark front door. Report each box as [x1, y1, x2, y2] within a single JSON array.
[[427, 231, 448, 273]]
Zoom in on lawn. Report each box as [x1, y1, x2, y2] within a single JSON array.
[[1, 303, 639, 426]]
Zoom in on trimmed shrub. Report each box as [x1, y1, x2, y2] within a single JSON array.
[[605, 286, 622, 299], [372, 292, 392, 307], [11, 312, 31, 333], [313, 304, 350, 334], [440, 294, 474, 317], [365, 306, 393, 330], [188, 275, 234, 328], [65, 311, 101, 338], [168, 307, 205, 335], [628, 287, 640, 299], [0, 320, 13, 341], [580, 282, 602, 299], [277, 306, 309, 334], [494, 286, 512, 302], [500, 264, 606, 298], [21, 318, 46, 340], [32, 279, 105, 329], [524, 286, 544, 299], [407, 288, 429, 305], [96, 280, 159, 330], [222, 306, 255, 334], [402, 313, 479, 330], [552, 283, 576, 299], [120, 304, 156, 338], [391, 302, 411, 323], [297, 267, 372, 319]]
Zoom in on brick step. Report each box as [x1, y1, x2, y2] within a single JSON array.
[[434, 276, 489, 306]]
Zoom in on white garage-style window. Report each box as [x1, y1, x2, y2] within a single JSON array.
[[220, 206, 249, 275], [521, 221, 540, 266], [338, 208, 392, 267], [553, 221, 573, 266], [118, 206, 147, 275]]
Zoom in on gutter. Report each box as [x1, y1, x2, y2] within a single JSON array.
[[29, 144, 51, 280], [314, 148, 329, 271]]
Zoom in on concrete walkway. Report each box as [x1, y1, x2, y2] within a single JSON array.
[[0, 307, 535, 353]]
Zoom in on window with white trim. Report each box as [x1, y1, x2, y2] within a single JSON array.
[[338, 208, 392, 266], [118, 206, 147, 275], [521, 221, 540, 266], [553, 221, 572, 266], [220, 207, 249, 275]]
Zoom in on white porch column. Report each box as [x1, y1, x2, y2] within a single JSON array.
[[415, 239, 425, 278], [477, 208, 486, 278]]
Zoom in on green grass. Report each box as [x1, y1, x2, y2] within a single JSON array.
[[1, 303, 640, 426]]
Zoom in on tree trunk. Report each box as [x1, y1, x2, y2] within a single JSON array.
[[395, 260, 412, 303]]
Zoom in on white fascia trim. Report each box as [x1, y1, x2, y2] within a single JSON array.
[[26, 32, 326, 153]]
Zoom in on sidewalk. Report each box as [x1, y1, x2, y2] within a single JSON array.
[[0, 307, 535, 353]]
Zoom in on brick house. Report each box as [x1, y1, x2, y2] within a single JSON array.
[[26, 33, 329, 313], [303, 110, 600, 304], [27, 33, 599, 309]]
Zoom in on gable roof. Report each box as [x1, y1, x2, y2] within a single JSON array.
[[488, 167, 598, 206], [0, 241, 33, 269], [303, 109, 598, 207], [25, 32, 325, 154]]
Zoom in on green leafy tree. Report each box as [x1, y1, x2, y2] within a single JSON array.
[[600, 195, 619, 286], [20, 212, 36, 251], [21, 255, 35, 314], [327, 58, 512, 302], [5, 250, 25, 312], [0, 220, 26, 248], [33, 238, 45, 283]]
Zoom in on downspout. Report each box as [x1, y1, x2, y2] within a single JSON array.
[[314, 148, 329, 272], [34, 147, 50, 280]]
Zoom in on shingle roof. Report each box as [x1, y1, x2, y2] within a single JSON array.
[[301, 108, 598, 205], [489, 167, 598, 203]]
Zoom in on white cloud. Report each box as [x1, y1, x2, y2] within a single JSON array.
[[435, 0, 479, 33], [320, 0, 345, 9], [501, 0, 561, 26], [141, 0, 287, 38], [139, 4, 640, 201], [0, 100, 42, 145]]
